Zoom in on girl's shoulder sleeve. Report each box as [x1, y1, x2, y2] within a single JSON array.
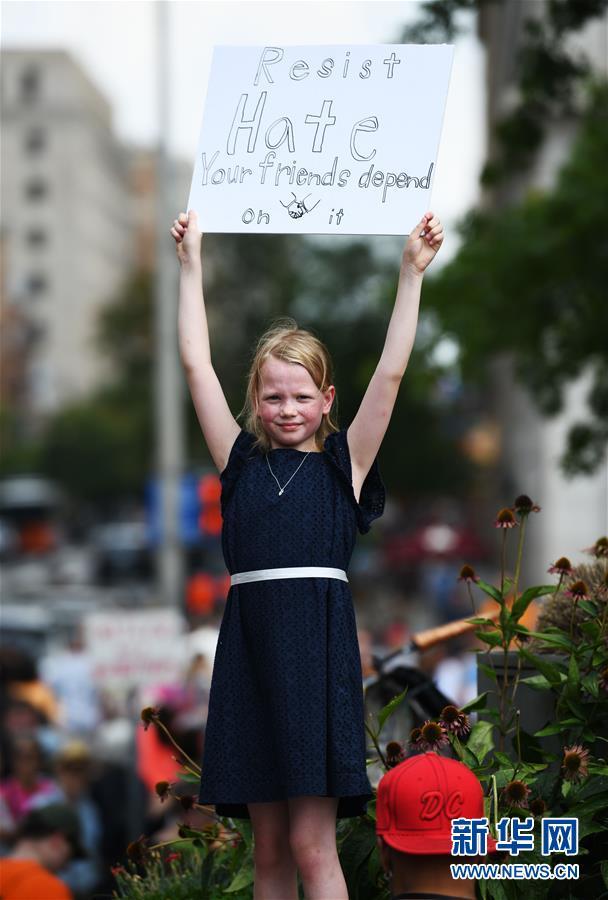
[[322, 427, 386, 535], [219, 430, 258, 513]]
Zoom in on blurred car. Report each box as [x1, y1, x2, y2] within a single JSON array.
[[90, 520, 153, 584], [0, 476, 64, 554]]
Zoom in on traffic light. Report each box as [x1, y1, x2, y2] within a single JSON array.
[[145, 471, 223, 546]]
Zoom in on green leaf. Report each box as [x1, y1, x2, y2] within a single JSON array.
[[224, 863, 255, 892], [519, 674, 552, 690], [466, 721, 495, 766], [601, 859, 608, 889], [526, 630, 574, 651], [568, 653, 580, 685], [477, 578, 503, 603], [511, 585, 556, 621], [376, 687, 409, 734], [578, 599, 599, 617], [461, 691, 489, 713], [493, 750, 515, 768], [520, 649, 564, 686], [477, 663, 498, 683], [534, 720, 579, 737], [467, 616, 497, 626], [581, 673, 599, 698], [476, 629, 504, 648], [178, 772, 201, 784]]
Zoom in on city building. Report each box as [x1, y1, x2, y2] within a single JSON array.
[[1, 49, 190, 430]]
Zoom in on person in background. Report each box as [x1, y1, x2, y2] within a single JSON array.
[[0, 734, 58, 827], [376, 752, 496, 900], [32, 740, 102, 898], [0, 803, 85, 900], [40, 628, 101, 737]]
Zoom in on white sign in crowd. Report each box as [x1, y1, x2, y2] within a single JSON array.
[[187, 44, 454, 235], [84, 610, 185, 692]]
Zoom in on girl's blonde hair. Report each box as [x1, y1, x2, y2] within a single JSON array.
[[239, 317, 339, 452]]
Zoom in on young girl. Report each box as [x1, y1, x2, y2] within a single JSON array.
[[171, 209, 443, 899]]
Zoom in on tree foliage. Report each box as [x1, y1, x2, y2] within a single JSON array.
[[423, 84, 608, 473], [402, 0, 608, 474]]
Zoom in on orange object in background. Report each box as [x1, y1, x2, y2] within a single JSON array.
[[197, 474, 222, 536], [136, 719, 182, 794], [19, 521, 57, 553], [187, 573, 216, 615], [186, 572, 232, 615]]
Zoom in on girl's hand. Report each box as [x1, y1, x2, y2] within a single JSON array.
[[170, 210, 202, 267], [403, 211, 443, 274]]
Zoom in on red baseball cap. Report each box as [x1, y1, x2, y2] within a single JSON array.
[[376, 752, 498, 855]]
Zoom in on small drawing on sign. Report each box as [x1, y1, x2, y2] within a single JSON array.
[[280, 192, 320, 219]]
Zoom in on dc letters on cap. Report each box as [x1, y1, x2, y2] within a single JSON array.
[[187, 44, 454, 235]]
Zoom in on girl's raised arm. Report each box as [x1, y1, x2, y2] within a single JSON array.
[[347, 212, 444, 496], [171, 210, 240, 474]]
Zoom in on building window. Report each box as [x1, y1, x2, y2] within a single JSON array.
[[20, 66, 41, 102], [26, 229, 48, 248], [25, 127, 46, 154], [26, 273, 48, 296], [25, 179, 48, 201]]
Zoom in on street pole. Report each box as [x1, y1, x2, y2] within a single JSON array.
[[154, 0, 185, 609]]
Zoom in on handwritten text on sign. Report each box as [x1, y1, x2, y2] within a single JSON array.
[[187, 44, 454, 235]]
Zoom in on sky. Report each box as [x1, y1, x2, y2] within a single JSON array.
[[1, 0, 486, 256]]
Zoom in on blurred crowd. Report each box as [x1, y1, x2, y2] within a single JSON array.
[[0, 530, 488, 898], [0, 634, 214, 899]]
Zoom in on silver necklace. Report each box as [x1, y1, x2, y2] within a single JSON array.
[[265, 449, 311, 496]]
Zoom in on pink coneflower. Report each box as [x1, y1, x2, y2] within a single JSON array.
[[494, 508, 518, 529], [583, 536, 608, 559], [547, 557, 573, 577], [126, 835, 149, 863], [562, 745, 590, 783], [514, 495, 541, 517], [418, 720, 449, 753], [385, 741, 406, 768], [140, 706, 160, 731], [502, 780, 531, 808], [440, 705, 472, 739], [564, 580, 589, 601], [155, 781, 172, 802], [530, 797, 547, 818], [409, 727, 422, 750], [457, 564, 479, 584]]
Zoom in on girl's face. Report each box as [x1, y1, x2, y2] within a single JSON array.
[[256, 356, 334, 451]]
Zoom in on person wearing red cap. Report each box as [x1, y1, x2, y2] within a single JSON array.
[[376, 752, 497, 900]]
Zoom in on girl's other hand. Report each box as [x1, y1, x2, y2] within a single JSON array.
[[170, 210, 202, 267], [403, 212, 443, 274]]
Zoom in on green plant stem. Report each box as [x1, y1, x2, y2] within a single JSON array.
[[152, 717, 201, 774], [508, 641, 525, 711], [512, 710, 522, 780], [512, 515, 527, 605], [569, 597, 580, 642], [491, 774, 498, 837], [466, 582, 476, 614], [364, 722, 388, 769], [500, 529, 507, 597]]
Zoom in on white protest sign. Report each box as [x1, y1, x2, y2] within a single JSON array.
[[84, 609, 186, 692], [187, 44, 453, 235]]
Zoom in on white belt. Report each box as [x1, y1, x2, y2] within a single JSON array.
[[230, 566, 348, 586]]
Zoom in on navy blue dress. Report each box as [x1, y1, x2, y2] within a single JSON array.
[[197, 426, 385, 819]]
